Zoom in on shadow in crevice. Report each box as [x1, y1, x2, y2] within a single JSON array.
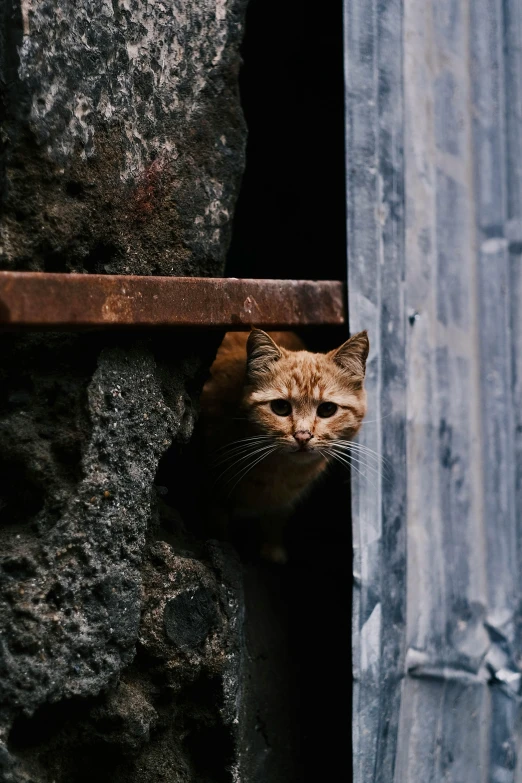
[[226, 0, 346, 283], [161, 321, 353, 783], [8, 695, 127, 783], [222, 0, 351, 775], [236, 460, 352, 783], [8, 655, 236, 783]]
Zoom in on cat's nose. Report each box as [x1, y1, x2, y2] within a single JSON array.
[[294, 430, 313, 444]]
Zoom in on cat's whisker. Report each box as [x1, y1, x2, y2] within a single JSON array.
[[316, 449, 334, 467], [340, 446, 387, 470], [332, 451, 387, 480], [359, 412, 394, 425], [318, 449, 347, 480], [213, 444, 277, 484], [326, 449, 380, 492], [327, 446, 384, 482], [211, 435, 273, 456], [212, 439, 276, 465], [332, 443, 383, 468], [322, 443, 382, 475], [213, 449, 255, 467], [334, 445, 391, 481], [225, 448, 278, 492], [335, 439, 387, 464], [323, 446, 380, 488], [226, 447, 279, 497], [213, 434, 273, 450], [333, 440, 391, 476], [211, 434, 289, 466]]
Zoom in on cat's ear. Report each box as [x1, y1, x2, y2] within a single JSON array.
[[246, 329, 282, 377], [330, 330, 369, 376]]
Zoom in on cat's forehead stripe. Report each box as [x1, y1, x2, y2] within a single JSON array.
[[248, 349, 364, 407], [283, 377, 330, 399]]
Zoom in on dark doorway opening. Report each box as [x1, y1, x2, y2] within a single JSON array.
[[226, 0, 347, 283], [226, 2, 352, 780]]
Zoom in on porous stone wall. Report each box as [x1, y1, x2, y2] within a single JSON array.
[[1, 0, 246, 277], [0, 1, 248, 780]]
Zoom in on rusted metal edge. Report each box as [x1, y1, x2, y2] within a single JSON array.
[[0, 272, 346, 329]]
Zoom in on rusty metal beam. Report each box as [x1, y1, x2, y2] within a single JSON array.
[[0, 272, 346, 330]]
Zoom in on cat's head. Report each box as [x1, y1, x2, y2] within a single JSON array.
[[242, 329, 369, 459]]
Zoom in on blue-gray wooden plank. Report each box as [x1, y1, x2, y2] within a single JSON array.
[[375, 0, 407, 775], [505, 0, 522, 777], [346, 0, 522, 778], [471, 0, 521, 780], [503, 16, 522, 779], [395, 678, 490, 781], [344, 0, 406, 780], [344, 0, 383, 775]]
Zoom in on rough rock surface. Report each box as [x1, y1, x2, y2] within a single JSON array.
[[1, 0, 246, 276], [0, 0, 247, 780], [0, 330, 246, 783]]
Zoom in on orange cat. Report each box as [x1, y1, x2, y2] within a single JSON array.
[[199, 328, 369, 559]]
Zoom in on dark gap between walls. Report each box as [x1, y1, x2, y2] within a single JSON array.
[[225, 1, 352, 780], [226, 0, 347, 283]]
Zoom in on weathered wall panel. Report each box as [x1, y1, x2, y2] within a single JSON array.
[[344, 0, 407, 780], [346, 0, 522, 778], [344, 1, 383, 778], [504, 2, 522, 777]]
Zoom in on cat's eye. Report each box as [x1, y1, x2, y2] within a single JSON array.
[[317, 402, 338, 418], [270, 399, 292, 416]]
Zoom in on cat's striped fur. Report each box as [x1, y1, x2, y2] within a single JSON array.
[[200, 329, 369, 533]]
